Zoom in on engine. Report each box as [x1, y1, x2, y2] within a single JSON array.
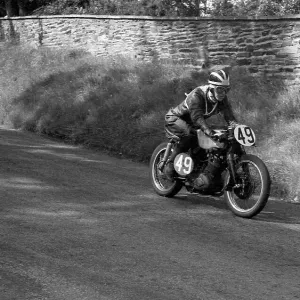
[[187, 147, 227, 192]]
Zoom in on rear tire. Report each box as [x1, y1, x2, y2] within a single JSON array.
[[224, 154, 271, 218], [150, 142, 182, 197]]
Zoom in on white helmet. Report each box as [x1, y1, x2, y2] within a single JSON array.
[[208, 70, 230, 87]]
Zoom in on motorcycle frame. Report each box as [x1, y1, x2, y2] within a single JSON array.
[[161, 127, 249, 193]]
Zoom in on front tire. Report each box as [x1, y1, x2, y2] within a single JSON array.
[[224, 154, 271, 218], [150, 142, 182, 197]]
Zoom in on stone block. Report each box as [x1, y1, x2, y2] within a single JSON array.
[[254, 42, 273, 50], [168, 49, 177, 54], [262, 30, 270, 36], [294, 68, 300, 74], [245, 44, 254, 52], [236, 58, 252, 65], [279, 67, 295, 73], [271, 28, 283, 35], [236, 37, 245, 44], [209, 46, 225, 52], [284, 58, 300, 65], [223, 46, 238, 52], [276, 53, 290, 59], [265, 49, 278, 56], [248, 66, 259, 73], [236, 52, 251, 58], [173, 36, 189, 41], [252, 50, 265, 56], [272, 60, 287, 65], [251, 57, 265, 65], [178, 48, 194, 53], [281, 40, 293, 47], [230, 26, 242, 34], [256, 35, 273, 43], [278, 45, 298, 54]]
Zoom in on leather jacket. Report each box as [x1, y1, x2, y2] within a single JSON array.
[[166, 85, 237, 134]]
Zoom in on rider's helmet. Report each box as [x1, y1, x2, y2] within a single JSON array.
[[208, 69, 230, 102], [208, 69, 230, 86]]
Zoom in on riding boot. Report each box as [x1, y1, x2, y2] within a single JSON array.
[[193, 156, 221, 190], [193, 173, 211, 190]]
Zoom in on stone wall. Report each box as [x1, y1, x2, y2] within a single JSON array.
[[0, 15, 300, 83]]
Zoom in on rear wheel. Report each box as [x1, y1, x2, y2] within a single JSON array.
[[150, 142, 182, 197], [224, 154, 271, 218]]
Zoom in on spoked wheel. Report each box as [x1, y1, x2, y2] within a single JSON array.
[[224, 154, 271, 218], [150, 142, 182, 197]]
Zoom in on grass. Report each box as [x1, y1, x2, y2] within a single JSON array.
[[0, 44, 299, 201]]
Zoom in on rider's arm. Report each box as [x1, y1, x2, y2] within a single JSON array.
[[221, 96, 238, 126], [187, 89, 212, 135]]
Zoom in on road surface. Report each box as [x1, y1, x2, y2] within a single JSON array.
[[0, 127, 299, 300]]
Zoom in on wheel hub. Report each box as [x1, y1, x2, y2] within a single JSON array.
[[234, 178, 253, 199]]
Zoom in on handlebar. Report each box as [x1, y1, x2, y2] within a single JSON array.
[[209, 126, 235, 142]]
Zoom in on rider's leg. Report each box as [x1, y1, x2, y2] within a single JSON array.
[[164, 135, 194, 179], [164, 117, 193, 180], [169, 135, 193, 160]]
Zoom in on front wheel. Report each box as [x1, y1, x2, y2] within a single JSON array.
[[224, 154, 271, 218], [150, 142, 182, 197]]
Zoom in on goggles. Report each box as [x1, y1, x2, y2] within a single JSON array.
[[215, 86, 231, 94]]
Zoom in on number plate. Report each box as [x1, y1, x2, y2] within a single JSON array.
[[234, 125, 256, 146], [174, 153, 194, 176]]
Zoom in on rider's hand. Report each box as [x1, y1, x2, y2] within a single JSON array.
[[208, 130, 218, 140], [208, 130, 226, 142], [204, 129, 220, 141], [204, 128, 213, 136]]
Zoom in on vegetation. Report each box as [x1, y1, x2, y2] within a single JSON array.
[[210, 0, 300, 17], [1, 0, 300, 17], [0, 45, 299, 200]]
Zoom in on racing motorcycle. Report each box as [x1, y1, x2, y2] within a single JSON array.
[[150, 124, 271, 218]]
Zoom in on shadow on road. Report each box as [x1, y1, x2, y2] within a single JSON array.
[[172, 192, 300, 225], [174, 193, 228, 211], [255, 201, 300, 225]]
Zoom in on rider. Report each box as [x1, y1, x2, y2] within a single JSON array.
[[164, 69, 238, 190]]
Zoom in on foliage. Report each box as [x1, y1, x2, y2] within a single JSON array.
[[210, 0, 300, 17], [36, 0, 300, 16], [32, 0, 209, 16], [210, 0, 235, 16], [1, 0, 300, 16]]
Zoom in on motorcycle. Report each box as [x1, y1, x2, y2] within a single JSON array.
[[150, 124, 271, 218]]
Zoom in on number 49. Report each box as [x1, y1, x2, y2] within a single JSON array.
[[174, 154, 194, 175], [235, 125, 256, 146]]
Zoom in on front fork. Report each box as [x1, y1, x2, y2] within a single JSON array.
[[225, 146, 245, 191], [158, 141, 175, 172], [227, 152, 237, 189]]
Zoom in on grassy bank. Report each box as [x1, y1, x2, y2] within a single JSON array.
[[1, 45, 299, 201]]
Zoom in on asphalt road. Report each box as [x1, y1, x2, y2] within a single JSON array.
[[0, 127, 300, 300]]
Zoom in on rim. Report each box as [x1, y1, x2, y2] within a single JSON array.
[[152, 148, 177, 192], [225, 160, 263, 213]]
